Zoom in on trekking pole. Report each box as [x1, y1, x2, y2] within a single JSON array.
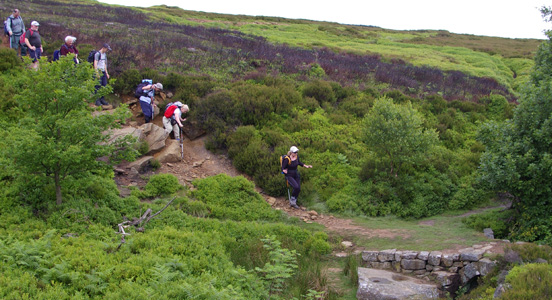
[[286, 179, 291, 203], [179, 127, 184, 161]]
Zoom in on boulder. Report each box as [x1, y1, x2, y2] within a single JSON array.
[[459, 263, 480, 284], [431, 271, 460, 294], [473, 258, 496, 276], [106, 127, 144, 145], [181, 121, 205, 140], [127, 156, 154, 173], [154, 139, 182, 163], [483, 228, 494, 239], [357, 268, 439, 300], [139, 123, 166, 153]]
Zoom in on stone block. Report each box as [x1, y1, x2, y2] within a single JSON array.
[[418, 251, 430, 261], [362, 251, 379, 262], [401, 259, 426, 270], [460, 249, 485, 262], [357, 268, 439, 300], [441, 254, 454, 267], [460, 263, 480, 284], [378, 249, 396, 262], [394, 251, 403, 261], [428, 251, 442, 266], [401, 251, 419, 260]]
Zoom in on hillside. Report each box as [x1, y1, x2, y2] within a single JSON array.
[[1, 1, 552, 299], [1, 0, 542, 100]]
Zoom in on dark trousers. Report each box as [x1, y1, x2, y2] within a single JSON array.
[[29, 48, 41, 62], [285, 173, 301, 198], [95, 71, 109, 106], [140, 100, 153, 123]]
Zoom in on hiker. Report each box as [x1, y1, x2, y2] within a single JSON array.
[[93, 43, 111, 106], [138, 82, 163, 123], [6, 9, 26, 57], [281, 146, 312, 209], [24, 21, 42, 67], [60, 35, 79, 63], [162, 101, 189, 141]]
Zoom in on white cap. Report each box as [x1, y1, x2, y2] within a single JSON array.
[[31, 21, 40, 26], [154, 83, 163, 90], [290, 146, 299, 153], [174, 101, 183, 107]]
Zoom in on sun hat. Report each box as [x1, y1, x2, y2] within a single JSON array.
[[290, 146, 299, 153]]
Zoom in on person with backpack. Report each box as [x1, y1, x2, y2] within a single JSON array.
[[162, 101, 189, 141], [5, 9, 26, 57], [93, 43, 111, 106], [137, 82, 163, 123], [59, 36, 79, 63], [281, 146, 312, 209], [23, 21, 42, 67]]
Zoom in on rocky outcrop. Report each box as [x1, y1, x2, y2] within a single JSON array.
[[154, 139, 182, 163], [359, 244, 499, 298], [357, 268, 440, 300], [139, 123, 167, 154]]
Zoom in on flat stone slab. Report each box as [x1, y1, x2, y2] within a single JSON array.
[[357, 267, 440, 300]]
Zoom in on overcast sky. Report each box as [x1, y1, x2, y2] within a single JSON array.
[[99, 0, 549, 39]]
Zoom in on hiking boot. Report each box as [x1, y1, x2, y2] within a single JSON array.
[[289, 196, 300, 209], [290, 203, 301, 209]]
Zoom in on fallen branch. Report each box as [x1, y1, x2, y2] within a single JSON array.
[[114, 196, 177, 251]]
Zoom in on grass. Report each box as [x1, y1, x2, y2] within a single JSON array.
[[344, 211, 491, 251]]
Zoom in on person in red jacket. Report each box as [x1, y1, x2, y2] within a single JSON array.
[[60, 35, 79, 63], [163, 101, 189, 141]]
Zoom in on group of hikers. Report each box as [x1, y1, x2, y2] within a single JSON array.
[[4, 7, 313, 209]]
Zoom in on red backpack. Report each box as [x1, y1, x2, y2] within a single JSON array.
[[19, 29, 33, 45], [164, 104, 178, 118]]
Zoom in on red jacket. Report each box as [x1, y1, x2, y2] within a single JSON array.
[[60, 43, 79, 56]]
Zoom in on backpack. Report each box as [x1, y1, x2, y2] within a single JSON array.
[[19, 29, 33, 45], [87, 50, 97, 63], [134, 80, 153, 98], [3, 18, 9, 36], [280, 155, 291, 174], [164, 104, 178, 118], [53, 49, 61, 61]]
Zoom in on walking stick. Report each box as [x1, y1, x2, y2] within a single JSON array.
[[179, 126, 184, 161]]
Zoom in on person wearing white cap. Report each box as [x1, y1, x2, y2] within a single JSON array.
[[162, 101, 189, 141], [24, 20, 42, 67], [281, 145, 313, 209], [136, 82, 164, 123]]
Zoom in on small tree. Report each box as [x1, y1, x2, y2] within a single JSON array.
[[255, 235, 299, 299], [477, 6, 552, 244], [362, 97, 438, 177], [3, 56, 132, 205]]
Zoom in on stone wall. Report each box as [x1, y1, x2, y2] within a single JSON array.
[[360, 244, 497, 294]]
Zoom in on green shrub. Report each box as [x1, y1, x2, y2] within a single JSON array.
[[111, 69, 141, 95], [462, 209, 513, 239], [143, 173, 182, 197], [191, 174, 281, 221], [0, 48, 22, 72], [501, 263, 552, 299], [302, 80, 336, 104]]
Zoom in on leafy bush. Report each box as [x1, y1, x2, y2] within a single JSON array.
[[0, 48, 22, 72], [191, 174, 281, 221], [501, 263, 552, 299], [302, 80, 336, 104], [143, 173, 183, 197], [462, 209, 513, 239]]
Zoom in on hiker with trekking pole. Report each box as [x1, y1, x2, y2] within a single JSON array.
[[281, 146, 312, 209], [162, 101, 189, 144]]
